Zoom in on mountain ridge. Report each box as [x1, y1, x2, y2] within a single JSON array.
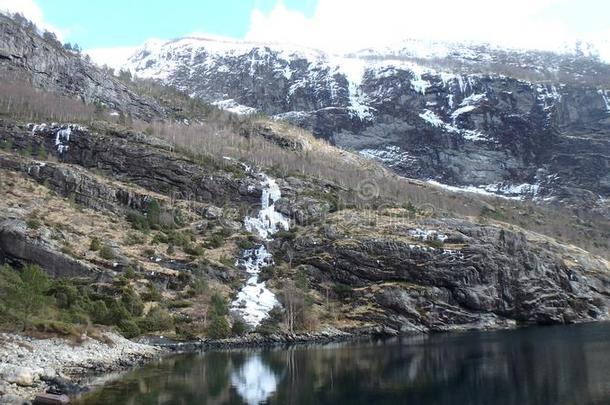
[[122, 34, 610, 216]]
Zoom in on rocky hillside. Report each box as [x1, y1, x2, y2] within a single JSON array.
[[0, 14, 166, 121], [126, 37, 610, 213], [1, 117, 609, 339]]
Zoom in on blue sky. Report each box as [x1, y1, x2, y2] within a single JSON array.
[[1, 0, 609, 64], [37, 0, 317, 48]]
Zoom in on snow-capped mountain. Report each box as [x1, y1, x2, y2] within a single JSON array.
[[124, 37, 610, 209]]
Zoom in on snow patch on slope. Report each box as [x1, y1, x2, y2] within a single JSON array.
[[419, 110, 487, 142], [213, 99, 258, 116], [359, 145, 416, 168], [427, 180, 540, 200]]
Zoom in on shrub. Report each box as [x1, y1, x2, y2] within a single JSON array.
[[89, 237, 101, 251], [33, 320, 78, 337], [0, 264, 52, 329], [231, 319, 247, 336], [151, 232, 168, 244], [275, 230, 296, 241], [206, 313, 230, 339], [52, 281, 80, 309], [126, 210, 150, 231], [121, 288, 144, 317], [190, 277, 208, 296], [37, 144, 47, 160], [206, 234, 224, 249], [425, 238, 444, 249], [137, 307, 173, 333], [99, 244, 116, 260], [480, 206, 505, 220], [124, 232, 145, 246], [118, 319, 141, 338], [20, 144, 32, 157], [333, 283, 353, 299], [142, 283, 161, 302], [89, 300, 109, 324], [26, 217, 41, 230], [210, 293, 228, 316], [124, 266, 136, 279], [106, 300, 132, 325], [256, 307, 283, 335], [237, 238, 256, 250], [146, 199, 161, 229], [183, 243, 204, 257], [1, 139, 12, 151], [167, 300, 192, 309], [142, 248, 156, 257]]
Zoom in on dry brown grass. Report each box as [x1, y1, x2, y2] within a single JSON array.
[[0, 75, 607, 258]]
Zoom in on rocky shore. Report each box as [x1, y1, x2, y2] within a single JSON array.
[[137, 326, 365, 352], [0, 332, 161, 404], [0, 326, 374, 403]]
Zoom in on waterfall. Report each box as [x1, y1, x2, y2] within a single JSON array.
[[231, 173, 290, 328]]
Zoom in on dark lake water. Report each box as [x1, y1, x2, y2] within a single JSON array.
[[75, 323, 610, 405]]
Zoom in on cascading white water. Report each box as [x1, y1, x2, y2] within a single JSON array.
[[231, 173, 290, 327]]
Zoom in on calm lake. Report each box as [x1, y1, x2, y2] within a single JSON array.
[[75, 322, 610, 405]]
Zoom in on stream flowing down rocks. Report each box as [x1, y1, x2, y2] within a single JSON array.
[[231, 173, 290, 328]]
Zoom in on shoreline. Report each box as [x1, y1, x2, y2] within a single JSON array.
[[0, 326, 372, 403], [137, 325, 376, 352], [1, 322, 567, 403]]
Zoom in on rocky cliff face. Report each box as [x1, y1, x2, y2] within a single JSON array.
[[126, 37, 610, 211], [0, 14, 166, 120], [274, 213, 610, 332]]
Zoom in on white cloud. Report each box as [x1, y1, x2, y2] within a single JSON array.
[[245, 0, 609, 55], [86, 46, 139, 71], [0, 0, 67, 40]]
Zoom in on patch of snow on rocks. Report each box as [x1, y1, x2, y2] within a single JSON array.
[[536, 84, 562, 110], [427, 180, 540, 200], [409, 228, 447, 243], [359, 145, 415, 168], [599, 89, 610, 112], [213, 99, 258, 116], [419, 110, 445, 127], [419, 110, 488, 142]]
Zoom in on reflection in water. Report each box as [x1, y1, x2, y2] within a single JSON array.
[[76, 323, 610, 405], [230, 355, 278, 405]]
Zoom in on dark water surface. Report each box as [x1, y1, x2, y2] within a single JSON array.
[[75, 323, 610, 405]]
